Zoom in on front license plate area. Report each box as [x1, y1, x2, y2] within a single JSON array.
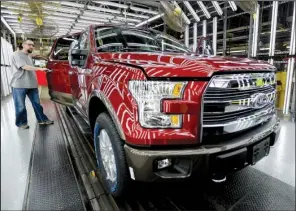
[[249, 137, 270, 165]]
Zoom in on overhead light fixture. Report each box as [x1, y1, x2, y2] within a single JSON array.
[[136, 13, 164, 28], [183, 1, 200, 22], [228, 1, 237, 11], [1, 16, 16, 36], [50, 12, 77, 19], [61, 1, 85, 8], [45, 16, 74, 22], [115, 16, 142, 23], [123, 12, 149, 19], [83, 11, 114, 19], [197, 1, 211, 19], [130, 6, 159, 15], [212, 1, 223, 16], [80, 16, 111, 22], [77, 19, 107, 24], [43, 5, 80, 14], [93, 1, 128, 9], [87, 5, 121, 14]]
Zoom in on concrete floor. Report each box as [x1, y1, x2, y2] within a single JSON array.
[[1, 96, 37, 210], [252, 119, 295, 187], [1, 92, 295, 210]]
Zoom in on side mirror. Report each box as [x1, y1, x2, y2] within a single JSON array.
[[68, 40, 89, 67]]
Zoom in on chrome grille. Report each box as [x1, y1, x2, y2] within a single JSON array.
[[202, 72, 276, 136]]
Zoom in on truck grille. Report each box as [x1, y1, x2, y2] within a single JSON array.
[[202, 72, 276, 137]]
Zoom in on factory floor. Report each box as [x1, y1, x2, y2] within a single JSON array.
[[1, 90, 295, 210]]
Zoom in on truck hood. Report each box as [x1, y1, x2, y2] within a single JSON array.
[[96, 52, 276, 78]]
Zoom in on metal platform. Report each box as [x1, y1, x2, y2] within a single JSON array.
[[23, 100, 295, 211], [22, 100, 86, 211]]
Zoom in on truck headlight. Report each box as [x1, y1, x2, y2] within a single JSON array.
[[128, 81, 187, 128]]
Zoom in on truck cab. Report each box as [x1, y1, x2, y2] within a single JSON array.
[[46, 24, 281, 197]]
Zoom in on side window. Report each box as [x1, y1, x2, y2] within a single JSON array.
[[52, 35, 80, 60], [95, 27, 124, 52]]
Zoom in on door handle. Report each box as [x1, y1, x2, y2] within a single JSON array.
[[69, 71, 74, 75], [46, 69, 53, 72]]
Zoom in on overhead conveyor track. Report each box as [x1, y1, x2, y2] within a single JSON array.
[[24, 99, 295, 211]]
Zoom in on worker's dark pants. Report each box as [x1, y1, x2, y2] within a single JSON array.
[[12, 88, 49, 126]]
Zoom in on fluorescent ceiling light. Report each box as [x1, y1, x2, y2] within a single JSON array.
[[43, 5, 80, 14], [93, 1, 128, 9], [123, 12, 149, 19], [115, 16, 142, 23], [78, 19, 107, 24], [1, 9, 18, 14], [87, 5, 121, 14], [45, 16, 74, 22], [83, 11, 114, 19], [61, 2, 85, 8], [136, 13, 164, 28], [1, 16, 16, 36], [130, 6, 159, 15], [228, 1, 237, 11], [50, 12, 77, 18], [197, 1, 211, 19], [1, 6, 30, 12], [80, 17, 110, 23], [212, 1, 223, 16], [183, 1, 200, 22]]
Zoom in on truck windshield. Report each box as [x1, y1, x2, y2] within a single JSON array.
[[95, 26, 192, 54]]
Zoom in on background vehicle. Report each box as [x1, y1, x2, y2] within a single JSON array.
[[46, 24, 280, 197]]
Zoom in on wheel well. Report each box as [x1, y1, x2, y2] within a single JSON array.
[[88, 97, 108, 134]]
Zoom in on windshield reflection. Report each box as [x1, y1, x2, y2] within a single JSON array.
[[95, 26, 192, 54]]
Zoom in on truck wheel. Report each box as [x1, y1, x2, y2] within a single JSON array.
[[93, 112, 129, 197]]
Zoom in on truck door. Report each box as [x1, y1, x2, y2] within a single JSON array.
[[46, 35, 80, 106], [69, 30, 90, 112]]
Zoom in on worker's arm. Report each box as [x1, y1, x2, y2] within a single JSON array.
[[12, 53, 48, 72], [30, 54, 48, 61], [21, 65, 48, 72]]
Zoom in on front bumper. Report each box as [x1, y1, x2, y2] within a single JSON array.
[[124, 115, 281, 182]]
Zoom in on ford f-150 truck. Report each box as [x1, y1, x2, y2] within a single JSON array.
[[46, 24, 281, 197]]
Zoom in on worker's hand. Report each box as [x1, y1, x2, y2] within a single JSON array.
[[39, 68, 49, 72]]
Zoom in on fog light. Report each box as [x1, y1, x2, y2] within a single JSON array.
[[157, 158, 172, 169]]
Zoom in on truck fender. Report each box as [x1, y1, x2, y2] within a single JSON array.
[[88, 90, 126, 141]]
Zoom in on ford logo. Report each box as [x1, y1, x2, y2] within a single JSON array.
[[251, 93, 269, 109]]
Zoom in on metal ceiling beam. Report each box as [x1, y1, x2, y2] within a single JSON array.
[[136, 13, 164, 28], [283, 1, 296, 115], [268, 1, 279, 64], [213, 17, 218, 55], [251, 4, 260, 57], [193, 22, 197, 52], [185, 25, 189, 47]]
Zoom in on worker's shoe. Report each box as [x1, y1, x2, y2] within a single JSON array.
[[39, 120, 54, 125], [19, 125, 29, 129]]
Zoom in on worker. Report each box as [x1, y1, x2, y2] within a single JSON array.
[[10, 39, 53, 129]]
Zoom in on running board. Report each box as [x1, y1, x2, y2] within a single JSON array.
[[66, 106, 92, 137]]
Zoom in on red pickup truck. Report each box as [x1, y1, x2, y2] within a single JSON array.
[[46, 24, 280, 197]]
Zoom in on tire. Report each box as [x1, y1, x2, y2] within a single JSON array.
[[93, 112, 130, 197]]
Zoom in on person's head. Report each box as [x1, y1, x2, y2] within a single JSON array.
[[22, 40, 34, 54]]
